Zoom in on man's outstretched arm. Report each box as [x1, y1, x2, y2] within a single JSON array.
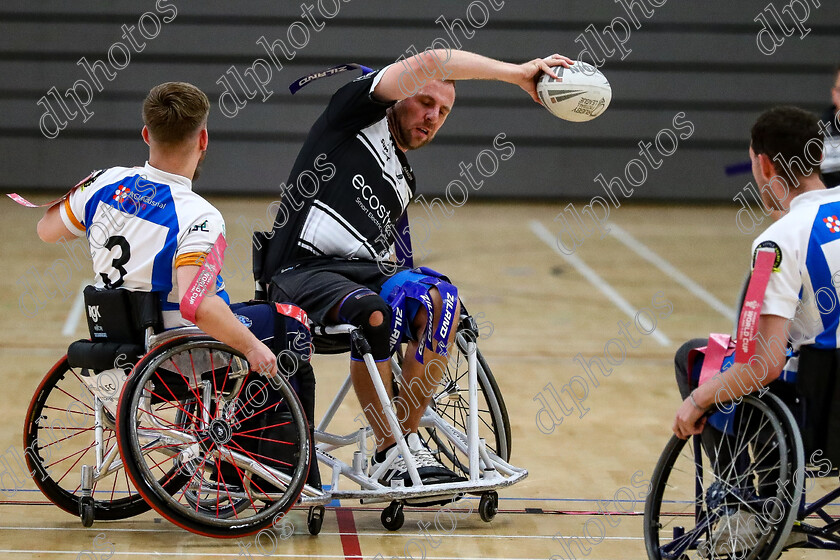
[[373, 49, 573, 104]]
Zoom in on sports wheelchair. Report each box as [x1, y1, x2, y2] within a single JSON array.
[[23, 261, 524, 537], [644, 344, 840, 559]]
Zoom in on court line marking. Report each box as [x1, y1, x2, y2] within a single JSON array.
[[0, 525, 643, 540], [336, 507, 362, 560], [61, 281, 86, 337], [0, 550, 637, 559], [607, 223, 736, 322], [529, 220, 671, 347]]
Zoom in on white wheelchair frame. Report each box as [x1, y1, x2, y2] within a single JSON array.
[[296, 323, 527, 528]]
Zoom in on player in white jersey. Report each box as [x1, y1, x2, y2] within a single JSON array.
[[672, 106, 835, 438], [36, 82, 279, 379]]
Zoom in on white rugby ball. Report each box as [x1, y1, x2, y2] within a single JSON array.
[[536, 61, 611, 122]]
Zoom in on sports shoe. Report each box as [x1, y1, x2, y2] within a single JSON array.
[[370, 433, 464, 487], [79, 367, 126, 417], [710, 510, 766, 556]]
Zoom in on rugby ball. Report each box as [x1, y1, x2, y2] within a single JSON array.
[[536, 61, 611, 122]]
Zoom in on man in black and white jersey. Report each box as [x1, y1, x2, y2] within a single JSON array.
[[262, 49, 571, 485]]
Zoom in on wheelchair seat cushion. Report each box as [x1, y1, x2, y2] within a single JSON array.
[[67, 339, 144, 371]]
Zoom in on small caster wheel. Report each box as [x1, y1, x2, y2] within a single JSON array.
[[307, 505, 325, 535], [479, 492, 498, 523], [381, 501, 404, 531], [79, 497, 94, 527]]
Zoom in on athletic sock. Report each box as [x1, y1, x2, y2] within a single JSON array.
[[374, 443, 396, 463]]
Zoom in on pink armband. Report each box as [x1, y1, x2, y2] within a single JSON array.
[[181, 234, 227, 323]]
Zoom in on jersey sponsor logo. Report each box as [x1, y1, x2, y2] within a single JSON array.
[[190, 220, 209, 233], [351, 173, 392, 224], [112, 183, 167, 210], [439, 291, 456, 340], [113, 185, 130, 203], [753, 240, 783, 273], [389, 306, 403, 350], [87, 305, 101, 322], [824, 215, 840, 233]]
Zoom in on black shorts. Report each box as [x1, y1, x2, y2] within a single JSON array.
[[268, 258, 407, 325]]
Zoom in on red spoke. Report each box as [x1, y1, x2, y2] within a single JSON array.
[[183, 352, 212, 420], [233, 421, 292, 436], [220, 443, 263, 515], [38, 426, 96, 449], [226, 439, 293, 472], [137, 402, 202, 432], [52, 441, 96, 485], [54, 384, 95, 414], [149, 373, 203, 425], [213, 452, 242, 520], [210, 351, 221, 411], [177, 443, 213, 509], [234, 397, 288, 426], [235, 433, 295, 447], [42, 405, 94, 419]]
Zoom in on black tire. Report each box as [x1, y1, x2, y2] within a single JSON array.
[[23, 356, 154, 520], [307, 505, 325, 535], [479, 492, 498, 522], [381, 501, 404, 531], [117, 337, 310, 538], [420, 328, 511, 477], [644, 394, 803, 560]]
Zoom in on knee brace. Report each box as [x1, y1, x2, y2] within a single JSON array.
[[380, 267, 459, 363], [338, 289, 392, 362]]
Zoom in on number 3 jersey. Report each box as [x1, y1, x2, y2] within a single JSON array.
[[59, 162, 228, 328]]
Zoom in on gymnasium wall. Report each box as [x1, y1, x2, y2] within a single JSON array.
[[1, 0, 838, 202]]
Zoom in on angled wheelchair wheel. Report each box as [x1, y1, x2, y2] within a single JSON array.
[[23, 356, 155, 520], [420, 327, 512, 476], [644, 393, 803, 560], [116, 337, 310, 538]]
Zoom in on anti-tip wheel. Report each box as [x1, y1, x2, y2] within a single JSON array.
[[79, 497, 95, 528], [381, 501, 404, 531], [479, 492, 498, 522], [307, 505, 325, 535]]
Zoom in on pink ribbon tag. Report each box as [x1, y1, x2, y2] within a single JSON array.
[[7, 189, 75, 208], [6, 171, 99, 208], [735, 248, 775, 364], [181, 234, 227, 323], [697, 333, 734, 386]]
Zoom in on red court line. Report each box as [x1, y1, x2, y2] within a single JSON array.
[[335, 507, 362, 560]]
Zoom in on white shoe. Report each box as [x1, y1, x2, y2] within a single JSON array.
[[80, 368, 126, 417], [369, 433, 464, 487]]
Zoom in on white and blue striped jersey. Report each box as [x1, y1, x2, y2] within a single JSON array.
[[753, 188, 840, 362], [59, 162, 228, 328]]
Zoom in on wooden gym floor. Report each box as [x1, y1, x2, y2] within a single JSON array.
[[0, 198, 834, 559]]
